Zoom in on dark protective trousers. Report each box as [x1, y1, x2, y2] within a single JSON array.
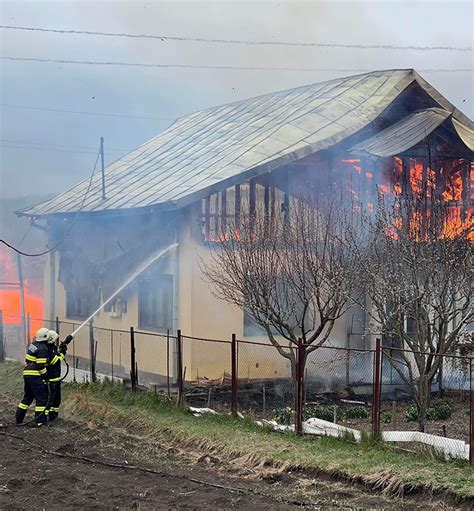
[[48, 382, 61, 421], [16, 377, 49, 425]]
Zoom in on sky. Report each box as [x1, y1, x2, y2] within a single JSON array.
[[0, 0, 472, 208]]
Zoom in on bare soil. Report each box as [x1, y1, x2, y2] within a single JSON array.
[[0, 396, 467, 510]]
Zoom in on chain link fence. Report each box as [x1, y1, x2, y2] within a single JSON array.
[[181, 334, 233, 411], [303, 345, 375, 438], [378, 348, 471, 460], [1, 312, 472, 463], [236, 339, 295, 421]]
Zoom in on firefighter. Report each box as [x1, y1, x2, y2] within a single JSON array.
[[15, 327, 53, 426], [46, 330, 71, 422]]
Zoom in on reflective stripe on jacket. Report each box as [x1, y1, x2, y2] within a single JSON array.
[[23, 341, 51, 378], [46, 344, 65, 381]]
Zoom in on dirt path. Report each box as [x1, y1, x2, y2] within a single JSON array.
[[0, 396, 465, 510]]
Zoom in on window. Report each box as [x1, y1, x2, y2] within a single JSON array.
[[243, 309, 276, 337], [104, 296, 128, 317], [66, 291, 93, 320], [243, 279, 310, 338], [138, 274, 173, 332], [201, 178, 286, 243]]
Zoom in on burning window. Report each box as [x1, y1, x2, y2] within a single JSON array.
[[138, 274, 173, 333], [202, 178, 286, 243]]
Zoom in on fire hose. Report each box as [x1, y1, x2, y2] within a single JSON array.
[[0, 338, 72, 429], [1, 245, 178, 429]]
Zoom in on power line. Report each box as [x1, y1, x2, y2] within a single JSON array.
[[0, 102, 173, 121], [0, 138, 128, 152], [0, 144, 123, 156], [0, 150, 100, 257], [1, 56, 472, 73], [0, 24, 471, 52]]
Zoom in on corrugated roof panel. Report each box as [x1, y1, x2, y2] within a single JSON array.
[[350, 108, 451, 157], [452, 119, 474, 151], [19, 69, 473, 217]]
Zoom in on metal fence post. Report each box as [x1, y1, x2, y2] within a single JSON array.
[[130, 326, 137, 391], [0, 310, 4, 362], [231, 333, 238, 417], [110, 330, 114, 381], [295, 338, 304, 435], [55, 316, 60, 336], [372, 338, 382, 436], [166, 329, 170, 398], [89, 320, 97, 383], [26, 313, 31, 343], [470, 357, 473, 466], [176, 329, 184, 405]]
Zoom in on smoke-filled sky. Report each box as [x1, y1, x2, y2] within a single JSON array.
[[0, 0, 472, 203]]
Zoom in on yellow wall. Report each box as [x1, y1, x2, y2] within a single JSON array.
[[43, 205, 362, 383]]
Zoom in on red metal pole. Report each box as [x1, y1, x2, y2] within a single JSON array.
[[89, 320, 97, 383], [372, 338, 382, 436], [0, 310, 4, 362], [295, 339, 304, 435], [166, 329, 170, 398], [176, 330, 183, 405], [470, 358, 473, 466], [231, 334, 238, 417], [129, 326, 136, 391]]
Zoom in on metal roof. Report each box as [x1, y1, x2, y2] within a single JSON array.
[[350, 108, 451, 157], [19, 69, 474, 217], [452, 119, 474, 151]]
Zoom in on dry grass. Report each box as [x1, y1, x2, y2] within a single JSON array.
[[1, 362, 472, 504], [61, 381, 474, 502]]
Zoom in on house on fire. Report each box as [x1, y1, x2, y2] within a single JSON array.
[[18, 69, 473, 385]]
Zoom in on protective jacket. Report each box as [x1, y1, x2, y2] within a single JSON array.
[[46, 344, 65, 382], [23, 341, 50, 378], [17, 340, 55, 425]]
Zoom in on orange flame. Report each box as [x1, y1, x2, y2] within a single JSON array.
[[0, 247, 44, 339]]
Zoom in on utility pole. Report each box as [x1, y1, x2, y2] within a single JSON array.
[[16, 253, 27, 347], [100, 136, 106, 200]]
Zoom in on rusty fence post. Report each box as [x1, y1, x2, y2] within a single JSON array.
[[295, 338, 305, 435], [372, 338, 382, 436], [89, 320, 97, 383], [166, 329, 170, 398], [231, 333, 238, 417], [130, 326, 137, 391], [470, 357, 473, 466], [110, 330, 114, 381], [0, 310, 4, 362], [176, 329, 184, 405]]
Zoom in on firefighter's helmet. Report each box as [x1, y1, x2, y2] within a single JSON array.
[[48, 330, 59, 343], [35, 328, 51, 342]]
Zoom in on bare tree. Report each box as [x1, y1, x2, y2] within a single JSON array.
[[201, 194, 362, 375], [353, 191, 472, 431]]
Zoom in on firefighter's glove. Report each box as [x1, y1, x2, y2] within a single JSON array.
[[59, 343, 68, 355]]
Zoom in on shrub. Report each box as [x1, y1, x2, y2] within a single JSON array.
[[428, 402, 453, 421], [304, 405, 342, 423], [405, 402, 453, 423], [380, 411, 392, 424], [273, 407, 294, 425], [405, 404, 419, 423], [344, 406, 369, 419]]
